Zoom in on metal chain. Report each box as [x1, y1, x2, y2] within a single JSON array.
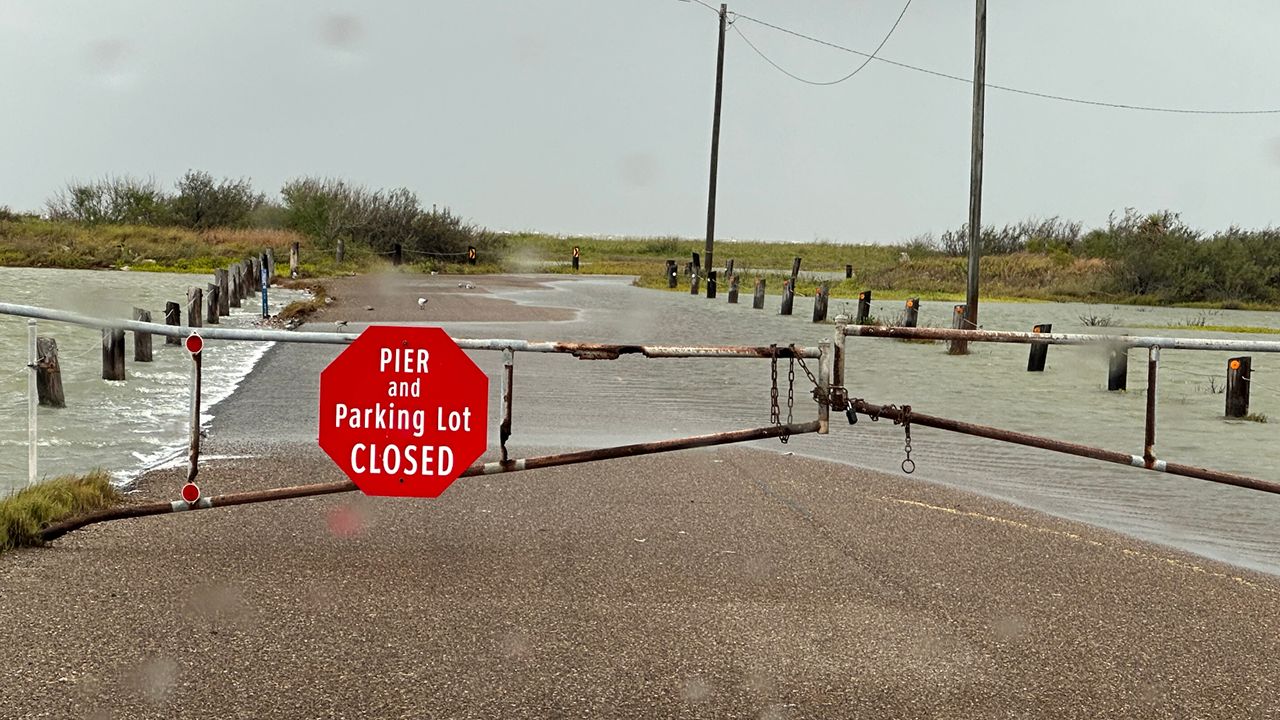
[[769, 345, 781, 428], [900, 405, 915, 474], [784, 356, 795, 443]]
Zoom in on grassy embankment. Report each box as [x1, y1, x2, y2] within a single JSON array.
[[503, 233, 1114, 304], [0, 471, 119, 553]]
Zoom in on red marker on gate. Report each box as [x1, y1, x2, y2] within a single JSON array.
[[185, 333, 204, 355], [181, 482, 201, 504]]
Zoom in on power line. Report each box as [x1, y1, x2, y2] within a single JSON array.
[[730, 0, 912, 86], [729, 11, 1280, 115]]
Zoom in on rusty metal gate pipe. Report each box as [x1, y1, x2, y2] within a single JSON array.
[[848, 400, 1280, 496], [844, 324, 1280, 353], [39, 421, 821, 542]]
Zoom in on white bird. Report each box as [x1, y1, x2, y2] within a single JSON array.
[[417, 297, 427, 308], [335, 320, 348, 328]]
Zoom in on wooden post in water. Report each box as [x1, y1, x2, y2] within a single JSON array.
[[666, 260, 678, 288], [229, 265, 242, 308], [812, 283, 829, 322], [215, 269, 230, 316], [855, 291, 871, 325], [187, 287, 203, 329], [289, 242, 300, 278], [1226, 357, 1251, 418], [845, 264, 853, 279], [690, 252, 701, 296], [265, 247, 276, 278], [1107, 345, 1128, 391], [727, 273, 739, 304], [101, 329, 125, 381], [752, 278, 766, 309], [902, 298, 920, 328], [165, 302, 181, 345], [1027, 323, 1051, 372], [132, 308, 153, 362], [36, 337, 65, 408], [707, 270, 717, 299], [780, 279, 795, 316], [789, 257, 802, 288], [393, 243, 403, 267], [206, 284, 220, 324], [725, 259, 735, 278], [947, 304, 967, 355], [248, 258, 260, 293]]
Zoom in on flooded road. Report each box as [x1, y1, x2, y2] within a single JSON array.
[[442, 276, 1280, 575]]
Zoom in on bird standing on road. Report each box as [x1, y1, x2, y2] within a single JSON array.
[[417, 297, 428, 309]]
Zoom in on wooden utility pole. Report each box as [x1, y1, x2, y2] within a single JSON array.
[[956, 0, 987, 355], [703, 3, 727, 299]]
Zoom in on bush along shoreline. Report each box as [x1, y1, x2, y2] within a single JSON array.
[[2, 176, 1277, 309]]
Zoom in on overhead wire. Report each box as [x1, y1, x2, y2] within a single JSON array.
[[725, 9, 1280, 115]]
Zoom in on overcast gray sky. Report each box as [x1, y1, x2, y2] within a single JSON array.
[[2, 1, 1278, 243]]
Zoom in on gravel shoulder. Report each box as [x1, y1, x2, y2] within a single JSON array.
[[1, 273, 1277, 719]]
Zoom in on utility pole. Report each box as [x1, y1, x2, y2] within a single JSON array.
[[703, 3, 727, 299], [956, 0, 987, 354]]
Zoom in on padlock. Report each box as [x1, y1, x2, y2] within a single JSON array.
[[845, 406, 858, 425]]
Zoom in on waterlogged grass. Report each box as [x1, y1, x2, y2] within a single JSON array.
[[1132, 324, 1280, 335], [0, 471, 119, 552], [505, 234, 1117, 303]]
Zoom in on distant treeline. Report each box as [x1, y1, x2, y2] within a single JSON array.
[[37, 172, 503, 262], [906, 210, 1280, 305]]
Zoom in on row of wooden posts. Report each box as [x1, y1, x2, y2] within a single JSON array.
[[667, 254, 1258, 419], [34, 250, 282, 408]]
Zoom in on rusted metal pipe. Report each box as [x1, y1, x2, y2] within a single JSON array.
[[39, 421, 821, 542], [1144, 346, 1158, 467], [500, 348, 514, 462], [844, 324, 1280, 353], [847, 399, 1280, 496]]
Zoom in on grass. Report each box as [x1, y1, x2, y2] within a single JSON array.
[[277, 279, 330, 323], [1132, 324, 1280, 335], [0, 470, 119, 552], [499, 234, 1122, 304]]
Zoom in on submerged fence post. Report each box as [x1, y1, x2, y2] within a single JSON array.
[[27, 320, 37, 485], [229, 265, 242, 309], [707, 270, 717, 299], [1226, 356, 1252, 418], [1027, 323, 1051, 372], [165, 302, 181, 345], [1108, 345, 1128, 391], [36, 336, 64, 408], [779, 279, 795, 316], [101, 329, 125, 381], [845, 264, 853, 279], [266, 247, 276, 278], [855, 291, 871, 325], [947, 304, 968, 355], [727, 273, 740, 304], [206, 284, 220, 324], [666, 260, 678, 288], [187, 287, 203, 329], [725, 259, 734, 278], [393, 243, 403, 267], [752, 278, 766, 309], [215, 269, 230, 316], [902, 298, 919, 328], [690, 252, 701, 296], [812, 283, 829, 322], [133, 308, 153, 362], [289, 241, 300, 278]]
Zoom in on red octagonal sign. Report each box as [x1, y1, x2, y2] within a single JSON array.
[[319, 326, 488, 497]]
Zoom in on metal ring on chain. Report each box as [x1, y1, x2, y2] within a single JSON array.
[[901, 458, 916, 474]]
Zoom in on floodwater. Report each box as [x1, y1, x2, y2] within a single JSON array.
[[439, 276, 1280, 575], [0, 267, 304, 492], [2, 269, 1277, 575]]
